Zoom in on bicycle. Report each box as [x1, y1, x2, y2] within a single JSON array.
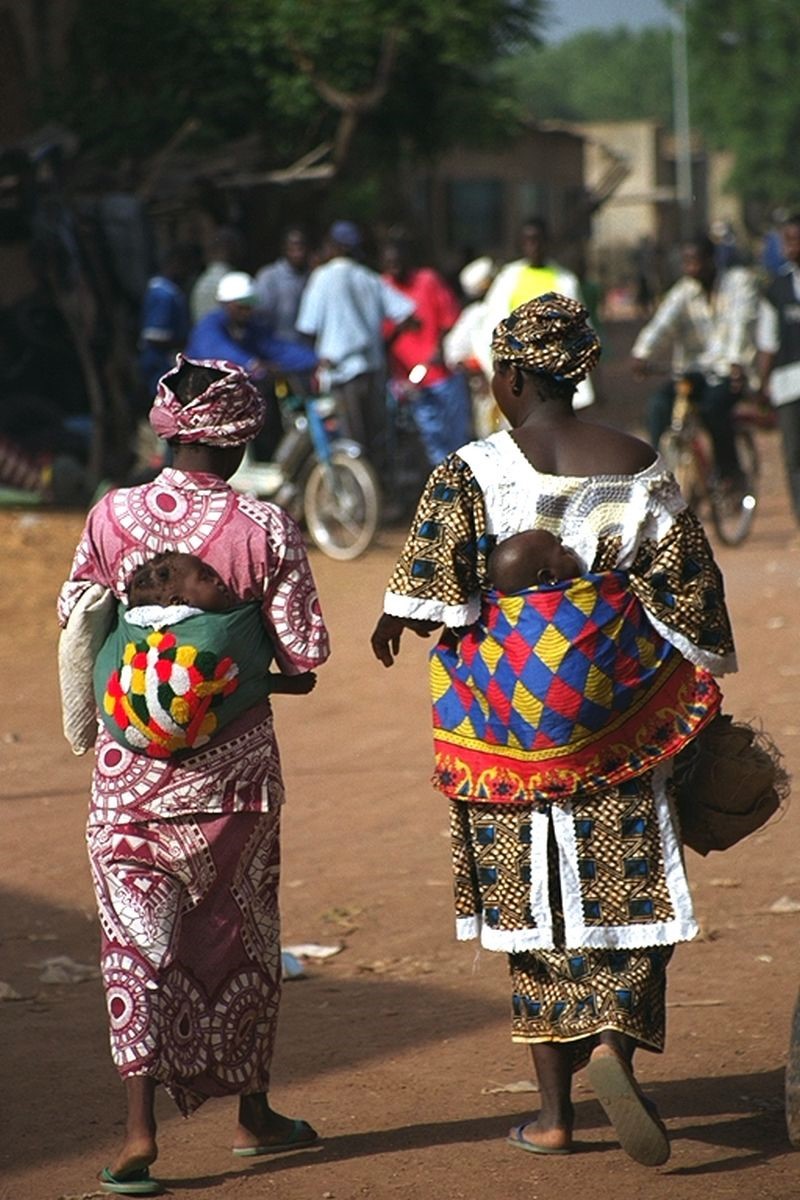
[[230, 378, 380, 560], [656, 375, 763, 546]]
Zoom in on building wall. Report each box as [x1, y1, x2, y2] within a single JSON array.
[[419, 126, 587, 272]]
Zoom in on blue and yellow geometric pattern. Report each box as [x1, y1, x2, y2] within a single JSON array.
[[431, 571, 720, 805]]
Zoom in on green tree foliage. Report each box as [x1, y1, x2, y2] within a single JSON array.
[[686, 0, 800, 207], [41, 0, 544, 170], [497, 27, 673, 124]]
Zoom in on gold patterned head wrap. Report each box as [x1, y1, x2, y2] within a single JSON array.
[[490, 292, 601, 383]]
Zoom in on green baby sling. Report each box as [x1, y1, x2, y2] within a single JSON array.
[[94, 602, 273, 759]]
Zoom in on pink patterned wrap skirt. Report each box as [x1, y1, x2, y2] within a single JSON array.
[[87, 809, 281, 1116]]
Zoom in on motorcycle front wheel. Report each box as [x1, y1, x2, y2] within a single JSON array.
[[303, 448, 381, 560]]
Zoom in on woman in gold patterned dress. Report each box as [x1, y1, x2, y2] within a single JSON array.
[[371, 294, 736, 1167]]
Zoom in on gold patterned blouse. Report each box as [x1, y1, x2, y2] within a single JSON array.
[[384, 431, 736, 675]]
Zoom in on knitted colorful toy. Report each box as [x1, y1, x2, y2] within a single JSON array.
[[102, 629, 240, 758], [94, 603, 273, 758]]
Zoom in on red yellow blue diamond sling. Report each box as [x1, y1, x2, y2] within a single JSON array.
[[430, 571, 720, 806]]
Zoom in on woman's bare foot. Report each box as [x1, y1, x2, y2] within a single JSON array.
[[106, 1077, 158, 1177], [233, 1093, 317, 1153], [107, 1134, 158, 1179], [507, 1119, 573, 1155]]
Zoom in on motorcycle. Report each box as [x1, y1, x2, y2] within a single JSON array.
[[229, 377, 381, 560]]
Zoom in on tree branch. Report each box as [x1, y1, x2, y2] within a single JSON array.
[[287, 28, 400, 115]]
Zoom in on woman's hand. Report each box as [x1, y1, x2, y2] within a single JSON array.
[[370, 614, 440, 667]]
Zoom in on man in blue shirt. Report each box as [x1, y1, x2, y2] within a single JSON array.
[[186, 271, 317, 378], [186, 271, 317, 458], [138, 246, 195, 406], [295, 221, 415, 469]]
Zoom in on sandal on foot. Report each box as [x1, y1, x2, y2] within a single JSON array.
[[233, 1117, 319, 1157], [586, 1046, 670, 1166], [507, 1123, 572, 1155], [98, 1165, 163, 1195]]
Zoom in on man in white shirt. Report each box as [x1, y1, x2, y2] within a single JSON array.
[[295, 221, 415, 469], [631, 234, 758, 485], [756, 214, 800, 521]]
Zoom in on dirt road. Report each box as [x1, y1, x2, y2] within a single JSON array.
[[2, 349, 799, 1199]]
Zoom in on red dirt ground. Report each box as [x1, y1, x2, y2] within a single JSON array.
[[1, 343, 799, 1199]]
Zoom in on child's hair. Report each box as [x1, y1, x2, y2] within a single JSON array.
[[128, 552, 183, 607]]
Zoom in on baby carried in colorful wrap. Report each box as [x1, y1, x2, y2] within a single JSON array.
[[430, 562, 721, 806], [94, 600, 274, 758]]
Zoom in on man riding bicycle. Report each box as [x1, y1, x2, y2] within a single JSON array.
[[630, 233, 759, 487]]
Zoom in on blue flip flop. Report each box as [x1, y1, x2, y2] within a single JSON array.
[[233, 1117, 319, 1157], [507, 1123, 572, 1155], [98, 1165, 163, 1195]]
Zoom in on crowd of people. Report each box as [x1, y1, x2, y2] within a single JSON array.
[[131, 211, 800, 527], [136, 219, 477, 487], [53, 209, 800, 1195], [6, 209, 800, 527]]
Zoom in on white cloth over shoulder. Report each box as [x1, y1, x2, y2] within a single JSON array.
[[58, 582, 115, 755]]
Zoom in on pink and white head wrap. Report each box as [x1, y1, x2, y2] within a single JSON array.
[[149, 355, 266, 447]]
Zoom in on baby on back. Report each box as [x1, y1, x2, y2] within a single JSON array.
[[128, 551, 236, 613], [488, 528, 581, 592], [127, 552, 315, 695], [94, 551, 315, 759]]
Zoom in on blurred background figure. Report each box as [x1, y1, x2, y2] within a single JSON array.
[[186, 271, 317, 459], [761, 209, 789, 278], [442, 255, 496, 370], [137, 243, 196, 407], [479, 216, 595, 409], [381, 238, 472, 467], [443, 255, 500, 437], [254, 227, 311, 343], [630, 232, 759, 488], [756, 213, 800, 523], [186, 271, 316, 378], [710, 219, 741, 273], [295, 220, 415, 472], [189, 227, 247, 324]]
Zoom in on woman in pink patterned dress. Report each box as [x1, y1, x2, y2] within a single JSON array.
[[58, 356, 330, 1195]]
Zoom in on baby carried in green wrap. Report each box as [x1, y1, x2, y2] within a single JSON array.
[[94, 552, 315, 759]]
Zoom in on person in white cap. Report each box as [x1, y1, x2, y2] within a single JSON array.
[[186, 271, 318, 457], [442, 256, 497, 371], [441, 255, 501, 437], [186, 271, 317, 378]]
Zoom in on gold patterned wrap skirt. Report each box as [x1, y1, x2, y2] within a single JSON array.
[[449, 767, 692, 1067]]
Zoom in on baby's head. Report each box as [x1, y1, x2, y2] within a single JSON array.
[[489, 529, 581, 592], [128, 552, 233, 612]]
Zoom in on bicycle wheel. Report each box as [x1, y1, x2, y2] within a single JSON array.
[[657, 429, 704, 507], [303, 449, 381, 560], [709, 427, 758, 546]]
